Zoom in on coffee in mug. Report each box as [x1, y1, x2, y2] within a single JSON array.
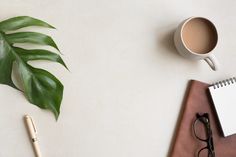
[[174, 17, 219, 71]]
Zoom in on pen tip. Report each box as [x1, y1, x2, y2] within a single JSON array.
[[24, 114, 30, 118]]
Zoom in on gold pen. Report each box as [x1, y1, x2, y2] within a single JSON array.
[[24, 115, 42, 157]]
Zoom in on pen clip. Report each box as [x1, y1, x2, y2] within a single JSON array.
[[29, 116, 37, 134]]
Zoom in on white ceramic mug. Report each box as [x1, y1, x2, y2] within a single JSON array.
[[174, 17, 219, 71]]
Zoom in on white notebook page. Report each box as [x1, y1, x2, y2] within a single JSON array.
[[209, 79, 236, 137]]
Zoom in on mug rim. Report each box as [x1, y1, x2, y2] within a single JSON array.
[[180, 16, 218, 56]]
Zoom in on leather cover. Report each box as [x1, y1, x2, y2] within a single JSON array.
[[168, 80, 236, 157]]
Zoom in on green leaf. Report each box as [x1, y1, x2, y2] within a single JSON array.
[[0, 33, 17, 89], [0, 16, 55, 32], [13, 47, 67, 69], [5, 32, 59, 51], [18, 63, 63, 119], [0, 16, 67, 120]]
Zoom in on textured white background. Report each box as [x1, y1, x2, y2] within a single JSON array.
[[0, 0, 235, 157]]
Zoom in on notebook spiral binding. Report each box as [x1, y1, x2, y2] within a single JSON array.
[[213, 77, 236, 89]]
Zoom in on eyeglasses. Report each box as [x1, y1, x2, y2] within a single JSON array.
[[193, 113, 215, 157]]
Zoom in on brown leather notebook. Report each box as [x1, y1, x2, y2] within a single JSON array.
[[168, 80, 236, 157]]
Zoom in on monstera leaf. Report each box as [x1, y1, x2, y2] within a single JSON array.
[[0, 16, 67, 120]]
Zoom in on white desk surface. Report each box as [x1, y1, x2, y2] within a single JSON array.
[[0, 0, 235, 156]]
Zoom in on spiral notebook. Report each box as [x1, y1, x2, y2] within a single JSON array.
[[209, 77, 236, 137]]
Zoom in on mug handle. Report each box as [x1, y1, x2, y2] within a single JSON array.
[[204, 54, 219, 71]]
